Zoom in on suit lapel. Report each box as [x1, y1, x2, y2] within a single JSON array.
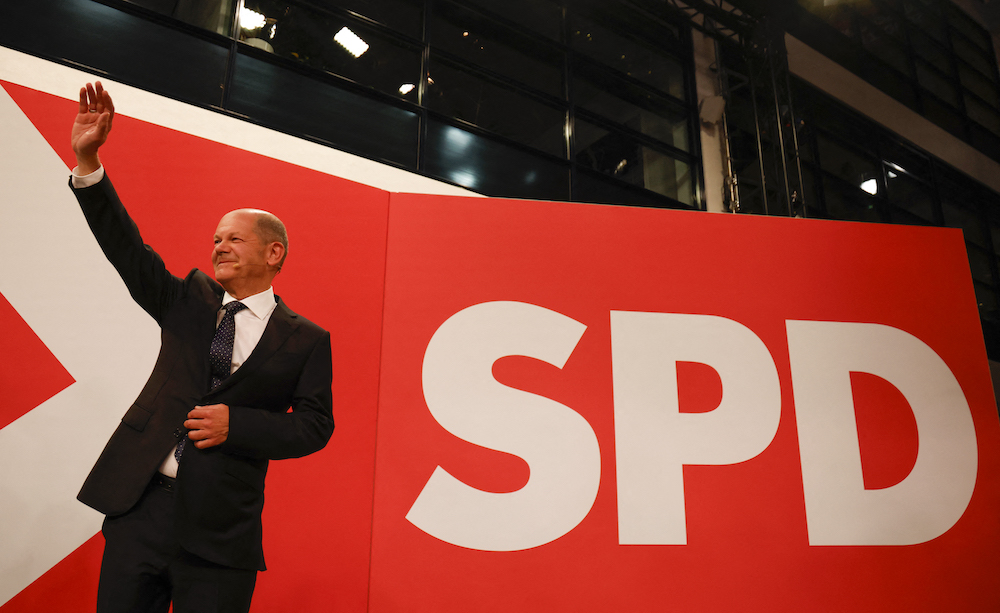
[[208, 297, 299, 395]]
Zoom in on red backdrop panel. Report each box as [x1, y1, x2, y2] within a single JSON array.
[[369, 193, 1000, 612]]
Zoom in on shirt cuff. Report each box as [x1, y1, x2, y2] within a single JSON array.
[[71, 165, 105, 188]]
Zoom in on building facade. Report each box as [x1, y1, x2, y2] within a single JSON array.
[[5, 0, 1000, 360]]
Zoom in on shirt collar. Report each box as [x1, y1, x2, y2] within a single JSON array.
[[222, 287, 277, 320]]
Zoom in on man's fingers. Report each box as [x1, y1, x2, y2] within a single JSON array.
[[103, 92, 115, 126], [187, 407, 208, 419], [85, 83, 97, 112], [77, 87, 89, 114]]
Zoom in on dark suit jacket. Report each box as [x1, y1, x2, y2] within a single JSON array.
[[71, 174, 334, 571]]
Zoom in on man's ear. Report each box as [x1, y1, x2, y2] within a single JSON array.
[[266, 242, 286, 269]]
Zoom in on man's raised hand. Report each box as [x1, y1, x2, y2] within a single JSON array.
[[71, 82, 114, 175]]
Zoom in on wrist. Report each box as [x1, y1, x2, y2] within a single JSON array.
[[75, 153, 101, 176]]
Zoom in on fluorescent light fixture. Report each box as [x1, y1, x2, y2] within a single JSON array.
[[335, 26, 369, 58], [860, 178, 878, 195], [399, 83, 415, 95], [240, 7, 266, 30]]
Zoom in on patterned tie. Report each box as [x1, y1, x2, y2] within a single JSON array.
[[209, 301, 248, 390], [175, 301, 248, 463]]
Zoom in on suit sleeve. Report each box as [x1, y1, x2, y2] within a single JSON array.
[[70, 173, 183, 323], [222, 331, 335, 460]]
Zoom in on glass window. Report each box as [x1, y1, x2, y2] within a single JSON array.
[[574, 120, 693, 205], [569, 13, 685, 100], [9, 0, 230, 108], [909, 28, 952, 74], [862, 63, 919, 109], [968, 245, 995, 285], [575, 168, 689, 208], [974, 281, 999, 316], [942, 198, 988, 248], [953, 34, 995, 78], [229, 51, 419, 168], [125, 0, 235, 35], [426, 57, 567, 157], [960, 64, 1000, 108], [988, 216, 1000, 254], [573, 62, 690, 152], [240, 0, 422, 101], [424, 120, 570, 200], [916, 62, 959, 108], [861, 22, 910, 75], [311, 0, 424, 39], [965, 95, 1000, 136], [949, 9, 993, 53], [801, 86, 874, 147], [800, 163, 822, 213], [816, 133, 880, 188], [885, 170, 935, 224], [903, 2, 945, 42], [921, 94, 967, 137], [461, 0, 564, 42], [821, 175, 882, 223], [867, 8, 906, 44], [429, 1, 564, 98], [878, 137, 931, 179]]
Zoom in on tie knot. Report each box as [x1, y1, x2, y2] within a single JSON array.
[[224, 301, 248, 316]]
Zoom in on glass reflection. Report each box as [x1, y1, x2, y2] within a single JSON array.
[[426, 57, 566, 157], [124, 0, 235, 35], [239, 0, 420, 101], [430, 1, 564, 97], [574, 62, 689, 152], [570, 13, 685, 100], [575, 120, 692, 205]]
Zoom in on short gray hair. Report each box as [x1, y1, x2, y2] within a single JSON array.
[[253, 212, 288, 269]]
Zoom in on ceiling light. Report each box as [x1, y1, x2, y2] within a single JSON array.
[[860, 178, 878, 195], [335, 26, 369, 58], [240, 7, 266, 30], [399, 83, 415, 95]]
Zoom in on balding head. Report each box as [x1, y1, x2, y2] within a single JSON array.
[[244, 209, 288, 270]]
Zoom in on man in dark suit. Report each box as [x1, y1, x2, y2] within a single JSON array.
[[69, 82, 334, 613]]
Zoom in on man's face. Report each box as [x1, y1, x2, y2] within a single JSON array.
[[212, 210, 270, 292]]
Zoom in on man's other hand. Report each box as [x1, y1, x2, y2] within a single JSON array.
[[185, 404, 230, 449], [71, 81, 114, 175]]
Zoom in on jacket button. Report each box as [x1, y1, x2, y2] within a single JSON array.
[[173, 428, 183, 438]]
